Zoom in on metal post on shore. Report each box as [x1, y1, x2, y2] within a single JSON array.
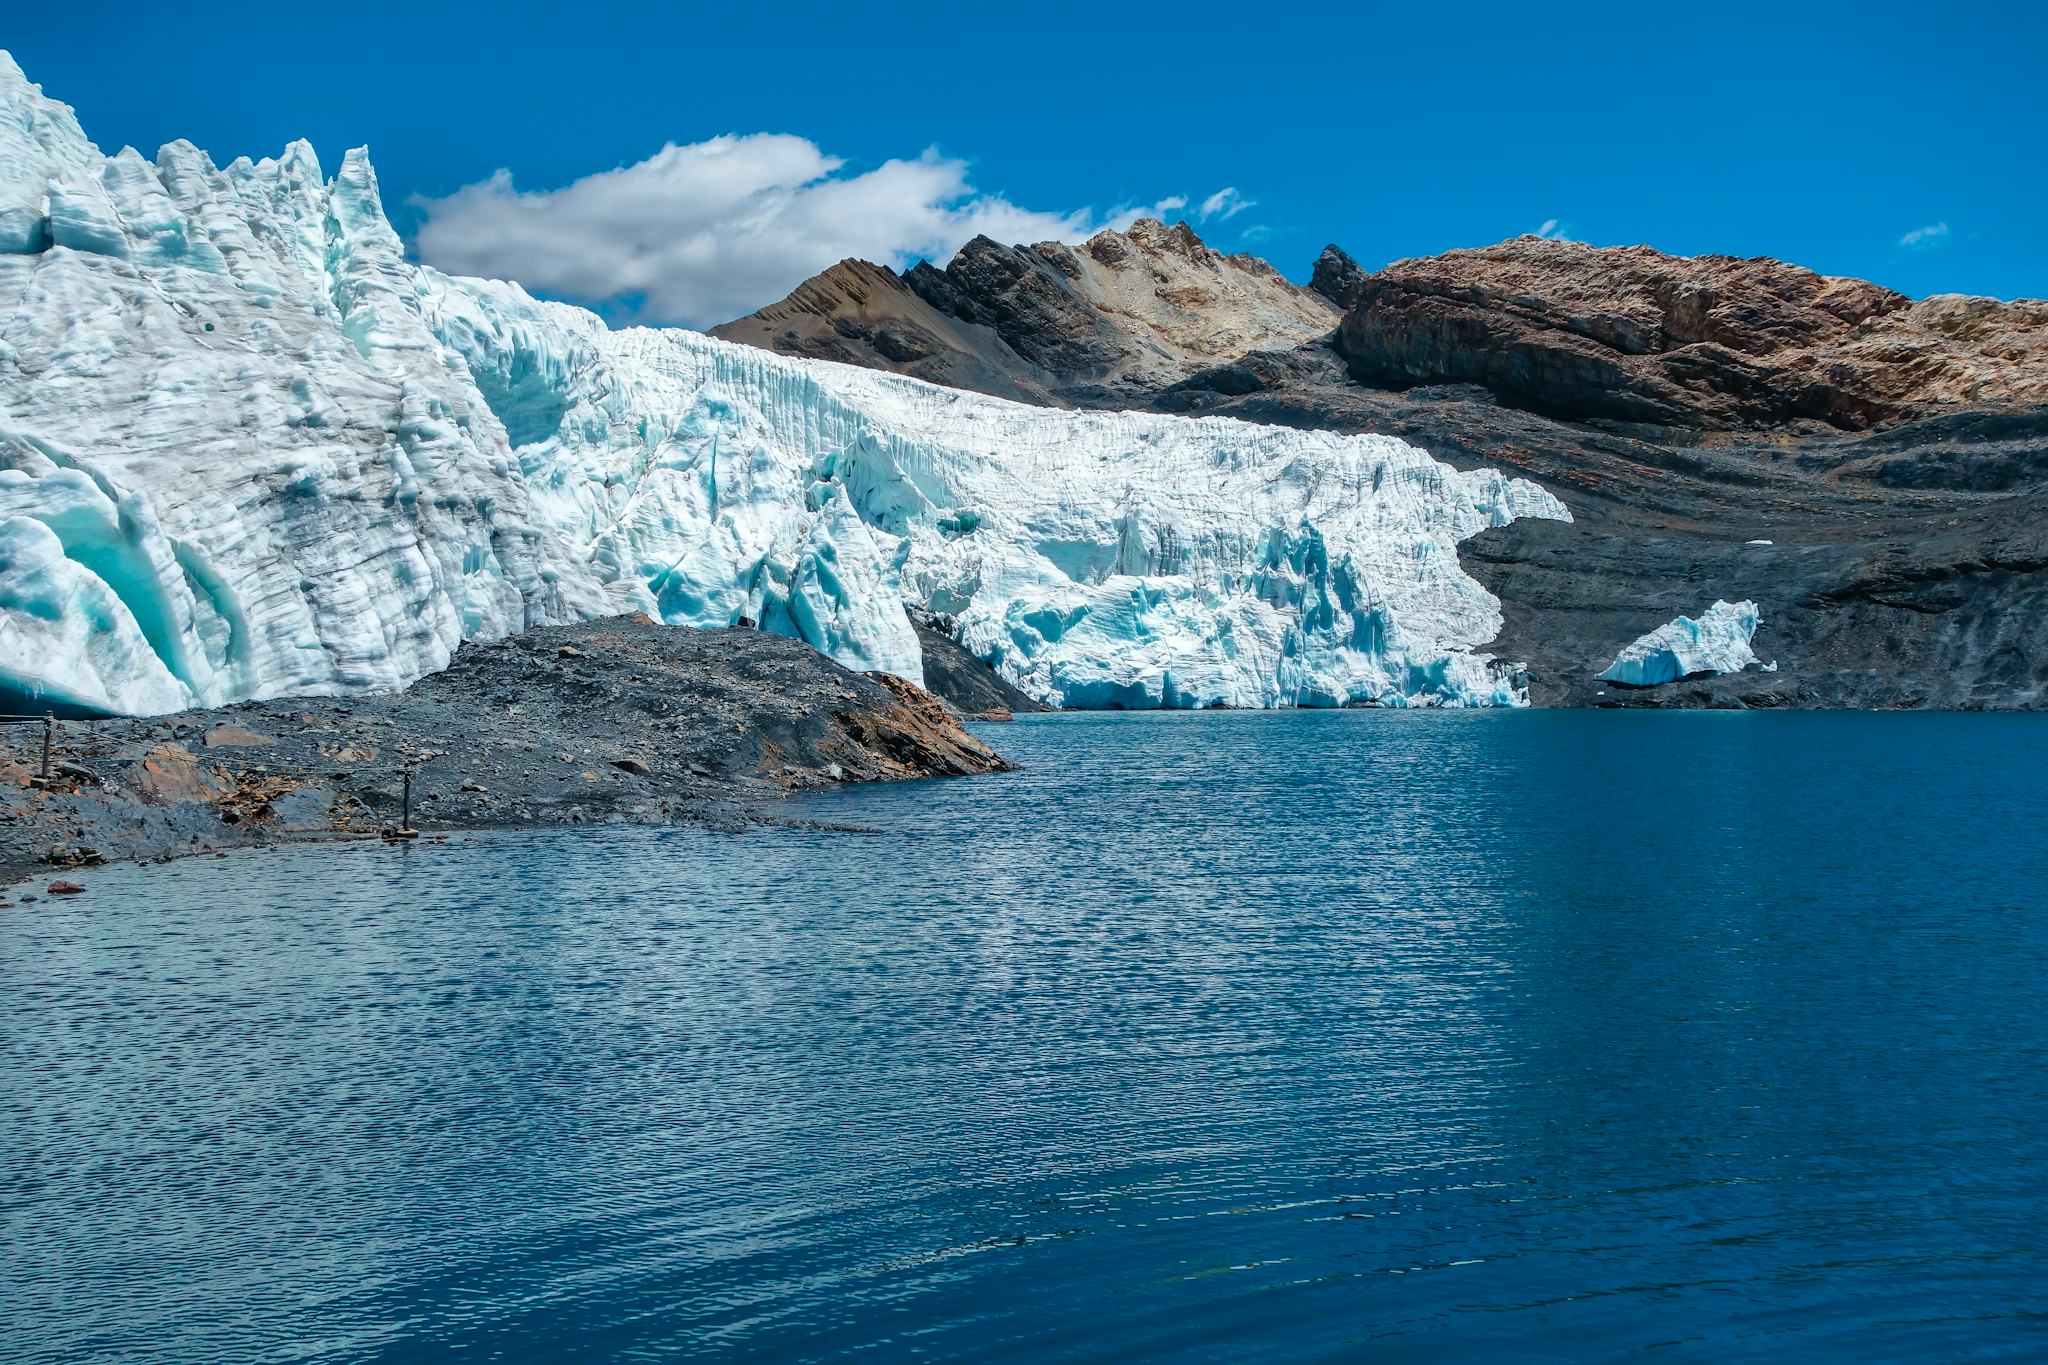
[[384, 759, 421, 841], [40, 712, 53, 782]]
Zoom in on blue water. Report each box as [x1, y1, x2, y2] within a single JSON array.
[[4, 711, 2045, 1363]]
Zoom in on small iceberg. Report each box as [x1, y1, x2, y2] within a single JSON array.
[[1598, 600, 1767, 687]]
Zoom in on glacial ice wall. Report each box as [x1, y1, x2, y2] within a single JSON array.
[[1598, 600, 1764, 687], [0, 52, 1569, 715]]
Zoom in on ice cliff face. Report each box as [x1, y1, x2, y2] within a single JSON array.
[[0, 53, 1568, 715], [1598, 600, 1765, 687]]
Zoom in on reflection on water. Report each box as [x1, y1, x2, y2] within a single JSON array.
[[4, 711, 2044, 1362]]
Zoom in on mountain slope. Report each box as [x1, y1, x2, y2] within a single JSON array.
[[706, 258, 1063, 405]]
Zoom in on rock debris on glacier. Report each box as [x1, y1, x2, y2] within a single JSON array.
[[0, 52, 1568, 715]]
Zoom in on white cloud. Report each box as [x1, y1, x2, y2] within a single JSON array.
[[411, 136, 1189, 328], [1198, 186, 1255, 222], [1532, 218, 1576, 242], [1898, 222, 1950, 250]]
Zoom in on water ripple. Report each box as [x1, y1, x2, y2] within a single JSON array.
[[3, 711, 2045, 1362]]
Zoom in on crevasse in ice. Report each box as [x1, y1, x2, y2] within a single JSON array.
[[1598, 600, 1765, 687], [0, 53, 1569, 715]]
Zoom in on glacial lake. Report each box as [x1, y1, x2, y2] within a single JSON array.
[[4, 710, 2044, 1363]]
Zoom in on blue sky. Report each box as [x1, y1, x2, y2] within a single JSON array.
[[9, 1, 2044, 326]]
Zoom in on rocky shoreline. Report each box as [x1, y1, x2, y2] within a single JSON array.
[[0, 617, 1014, 891]]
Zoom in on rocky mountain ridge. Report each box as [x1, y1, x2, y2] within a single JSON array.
[[712, 217, 1338, 406]]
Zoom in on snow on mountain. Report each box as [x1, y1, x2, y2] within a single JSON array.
[[1598, 600, 1765, 687], [0, 53, 1568, 715]]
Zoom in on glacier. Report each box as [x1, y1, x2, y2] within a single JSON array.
[[1597, 600, 1765, 687], [0, 52, 1569, 716]]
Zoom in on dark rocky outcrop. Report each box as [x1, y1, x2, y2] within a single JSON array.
[[0, 617, 1012, 886], [909, 609, 1050, 718], [719, 230, 2048, 710], [1309, 244, 1368, 309]]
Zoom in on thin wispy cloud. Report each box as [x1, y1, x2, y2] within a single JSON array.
[[1198, 187, 1255, 222], [412, 136, 1190, 328], [1532, 218, 1577, 243], [1898, 222, 1951, 250]]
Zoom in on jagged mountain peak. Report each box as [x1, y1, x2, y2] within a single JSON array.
[[1098, 216, 1209, 258]]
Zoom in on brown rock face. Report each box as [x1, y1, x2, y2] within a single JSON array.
[[1335, 237, 2048, 431], [852, 673, 1020, 777]]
